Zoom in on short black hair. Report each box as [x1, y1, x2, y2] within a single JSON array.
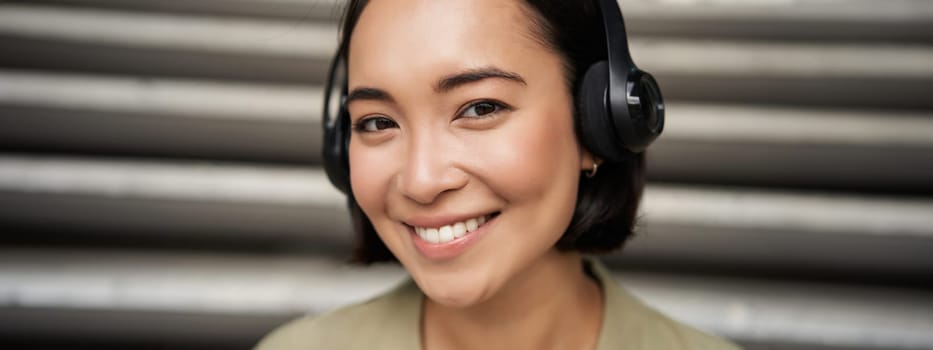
[[336, 0, 645, 263]]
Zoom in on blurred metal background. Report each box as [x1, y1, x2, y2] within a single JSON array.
[[1, 0, 933, 349]]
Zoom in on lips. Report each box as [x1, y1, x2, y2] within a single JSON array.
[[406, 212, 499, 260]]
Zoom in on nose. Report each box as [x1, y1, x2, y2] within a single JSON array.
[[396, 130, 468, 205]]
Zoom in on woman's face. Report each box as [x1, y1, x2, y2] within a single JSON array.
[[347, 0, 591, 307]]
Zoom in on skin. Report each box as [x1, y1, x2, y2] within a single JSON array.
[[346, 0, 603, 349]]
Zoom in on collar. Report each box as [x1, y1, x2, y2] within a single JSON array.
[[392, 257, 659, 350]]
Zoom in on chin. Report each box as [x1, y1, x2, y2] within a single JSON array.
[[422, 282, 493, 308], [410, 264, 500, 308]]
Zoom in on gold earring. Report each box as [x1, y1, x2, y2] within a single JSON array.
[[585, 162, 599, 178]]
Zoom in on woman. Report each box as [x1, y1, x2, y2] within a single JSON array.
[[258, 0, 740, 349]]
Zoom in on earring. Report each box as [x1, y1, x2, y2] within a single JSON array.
[[585, 162, 599, 178]]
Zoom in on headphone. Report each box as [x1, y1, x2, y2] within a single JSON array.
[[322, 0, 664, 195]]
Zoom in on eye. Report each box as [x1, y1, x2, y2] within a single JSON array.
[[354, 116, 398, 132], [460, 100, 507, 118]]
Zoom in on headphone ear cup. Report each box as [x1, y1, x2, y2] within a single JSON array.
[[321, 53, 353, 195], [578, 60, 626, 162], [633, 71, 665, 140], [322, 105, 352, 194], [614, 70, 664, 153]]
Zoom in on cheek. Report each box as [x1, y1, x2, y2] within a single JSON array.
[[348, 138, 394, 223], [479, 107, 582, 224]]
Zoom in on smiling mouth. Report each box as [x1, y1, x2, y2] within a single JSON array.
[[410, 212, 499, 245]]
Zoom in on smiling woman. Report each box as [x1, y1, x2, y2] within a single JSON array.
[[256, 0, 738, 349]]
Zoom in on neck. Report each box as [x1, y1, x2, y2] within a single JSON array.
[[422, 252, 603, 350]]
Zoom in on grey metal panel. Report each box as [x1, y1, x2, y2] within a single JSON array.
[[0, 3, 335, 82], [0, 307, 290, 348], [8, 0, 345, 21], [0, 69, 322, 120], [0, 106, 322, 162], [624, 0, 933, 43], [626, 17, 933, 44], [0, 5, 335, 56], [0, 191, 351, 245], [648, 103, 933, 192], [649, 140, 933, 193], [630, 40, 933, 79], [657, 75, 933, 110], [621, 224, 933, 282], [0, 69, 324, 161], [0, 35, 332, 83], [13, 0, 933, 43]]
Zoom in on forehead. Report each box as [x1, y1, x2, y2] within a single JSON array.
[[347, 0, 550, 88]]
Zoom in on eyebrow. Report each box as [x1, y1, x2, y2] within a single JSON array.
[[436, 67, 527, 92], [344, 67, 526, 106], [345, 87, 394, 106]]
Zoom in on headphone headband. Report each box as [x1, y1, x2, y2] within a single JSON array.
[[593, 0, 665, 156], [599, 0, 634, 68]]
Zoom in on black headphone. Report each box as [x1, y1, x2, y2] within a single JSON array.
[[322, 0, 664, 195]]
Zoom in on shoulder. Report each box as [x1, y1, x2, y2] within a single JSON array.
[[635, 305, 742, 350], [604, 287, 742, 350], [253, 304, 373, 350], [254, 280, 422, 350], [587, 258, 742, 350]]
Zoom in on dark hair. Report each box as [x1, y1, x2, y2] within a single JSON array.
[[337, 0, 645, 263]]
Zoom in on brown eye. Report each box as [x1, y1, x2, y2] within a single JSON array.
[[461, 101, 505, 118], [356, 117, 398, 132]]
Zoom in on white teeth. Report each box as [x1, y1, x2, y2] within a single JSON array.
[[415, 214, 491, 244], [426, 228, 439, 244], [452, 222, 466, 238], [438, 225, 454, 242]]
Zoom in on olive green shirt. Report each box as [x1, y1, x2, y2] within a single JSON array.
[[256, 259, 741, 350]]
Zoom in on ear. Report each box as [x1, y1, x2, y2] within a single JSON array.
[[580, 149, 600, 172]]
